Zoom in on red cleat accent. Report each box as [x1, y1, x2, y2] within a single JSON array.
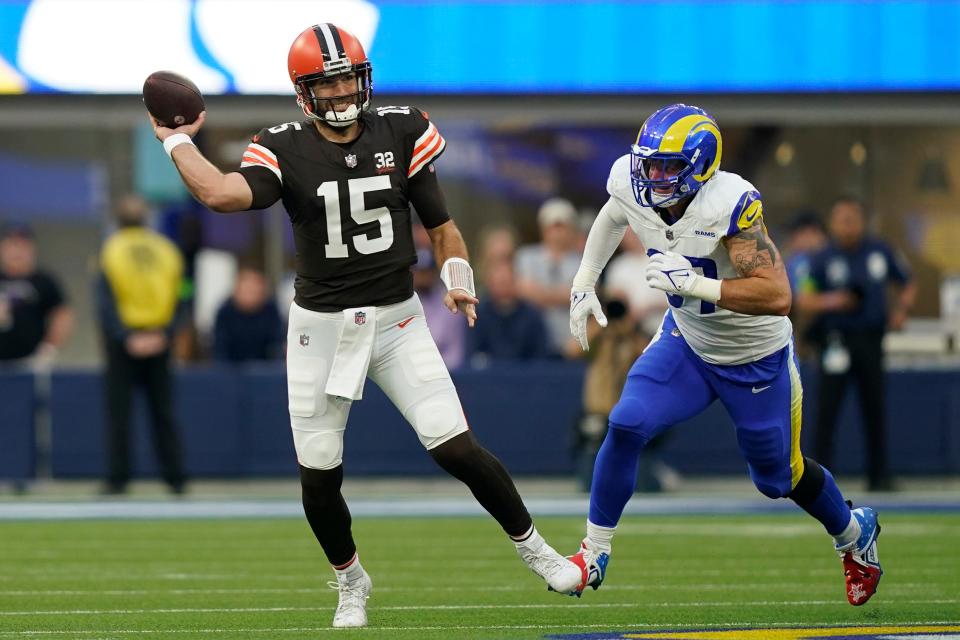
[[559, 540, 609, 597], [567, 545, 590, 595], [842, 552, 882, 605]]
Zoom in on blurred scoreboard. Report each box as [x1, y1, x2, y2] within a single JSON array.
[[1, 0, 959, 95]]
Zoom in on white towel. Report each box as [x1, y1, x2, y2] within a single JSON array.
[[324, 306, 376, 400]]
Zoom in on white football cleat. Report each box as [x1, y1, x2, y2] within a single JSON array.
[[329, 569, 372, 628], [517, 540, 583, 593]]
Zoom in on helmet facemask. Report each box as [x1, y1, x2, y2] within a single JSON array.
[[630, 147, 695, 208], [295, 61, 372, 128]]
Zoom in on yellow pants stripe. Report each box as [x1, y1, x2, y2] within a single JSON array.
[[787, 341, 804, 489]]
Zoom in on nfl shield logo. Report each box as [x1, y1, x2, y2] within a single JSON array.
[[665, 229, 674, 241], [299, 334, 310, 347], [354, 311, 366, 326], [345, 154, 358, 168]]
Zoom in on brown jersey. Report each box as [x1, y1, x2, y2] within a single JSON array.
[[238, 106, 446, 312]]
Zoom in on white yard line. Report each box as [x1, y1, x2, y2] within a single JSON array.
[[0, 581, 937, 597], [1, 496, 958, 521], [1, 600, 956, 616], [1, 620, 958, 636]]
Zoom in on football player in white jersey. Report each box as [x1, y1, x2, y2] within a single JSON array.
[[564, 104, 882, 606]]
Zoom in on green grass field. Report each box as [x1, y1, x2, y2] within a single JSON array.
[[1, 513, 958, 639]]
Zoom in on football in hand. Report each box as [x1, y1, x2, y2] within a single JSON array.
[[142, 71, 204, 128]]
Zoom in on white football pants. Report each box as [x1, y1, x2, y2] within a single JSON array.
[[286, 294, 468, 470]]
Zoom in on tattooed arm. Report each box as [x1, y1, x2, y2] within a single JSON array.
[[718, 219, 792, 316]]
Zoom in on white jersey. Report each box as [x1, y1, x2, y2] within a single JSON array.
[[606, 154, 792, 365]]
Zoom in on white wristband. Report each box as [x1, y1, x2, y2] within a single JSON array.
[[163, 133, 195, 158], [440, 258, 476, 297], [689, 277, 723, 303], [572, 265, 601, 291]]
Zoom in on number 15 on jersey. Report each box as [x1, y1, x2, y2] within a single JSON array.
[[318, 176, 394, 258]]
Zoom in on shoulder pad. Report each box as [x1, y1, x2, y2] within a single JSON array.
[[402, 106, 445, 178], [253, 121, 310, 146], [606, 154, 633, 201], [242, 126, 286, 181], [701, 172, 763, 237], [373, 105, 432, 137]]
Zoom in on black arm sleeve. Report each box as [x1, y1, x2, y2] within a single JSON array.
[[238, 166, 283, 211], [407, 165, 451, 229]]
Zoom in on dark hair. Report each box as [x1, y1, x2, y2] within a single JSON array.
[[236, 256, 265, 274], [787, 210, 825, 233], [831, 194, 866, 214], [0, 222, 34, 241], [114, 194, 149, 227]]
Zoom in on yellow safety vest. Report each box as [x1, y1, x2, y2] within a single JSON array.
[[100, 227, 183, 329]]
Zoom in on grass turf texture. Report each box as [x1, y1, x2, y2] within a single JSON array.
[[1, 513, 958, 639]]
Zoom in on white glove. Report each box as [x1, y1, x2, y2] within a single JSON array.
[[645, 251, 722, 302], [569, 289, 607, 351]]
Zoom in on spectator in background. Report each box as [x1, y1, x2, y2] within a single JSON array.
[[784, 210, 828, 294], [0, 222, 73, 369], [414, 247, 466, 370], [797, 196, 916, 492], [476, 225, 518, 291], [212, 265, 284, 363], [97, 195, 187, 495], [515, 198, 582, 356], [575, 209, 597, 255], [469, 260, 548, 365], [784, 210, 829, 359]]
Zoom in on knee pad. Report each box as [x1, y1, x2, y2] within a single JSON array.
[[737, 425, 791, 499], [753, 479, 789, 499], [288, 368, 351, 470], [415, 397, 464, 440], [412, 392, 468, 448], [608, 397, 657, 442], [293, 429, 344, 470]]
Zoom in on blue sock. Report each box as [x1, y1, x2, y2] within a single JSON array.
[[588, 426, 648, 527], [795, 465, 851, 536]]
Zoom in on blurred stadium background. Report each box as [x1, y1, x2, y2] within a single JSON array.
[[1, 1, 959, 637]]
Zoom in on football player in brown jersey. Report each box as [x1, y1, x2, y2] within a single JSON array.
[[148, 23, 581, 628]]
